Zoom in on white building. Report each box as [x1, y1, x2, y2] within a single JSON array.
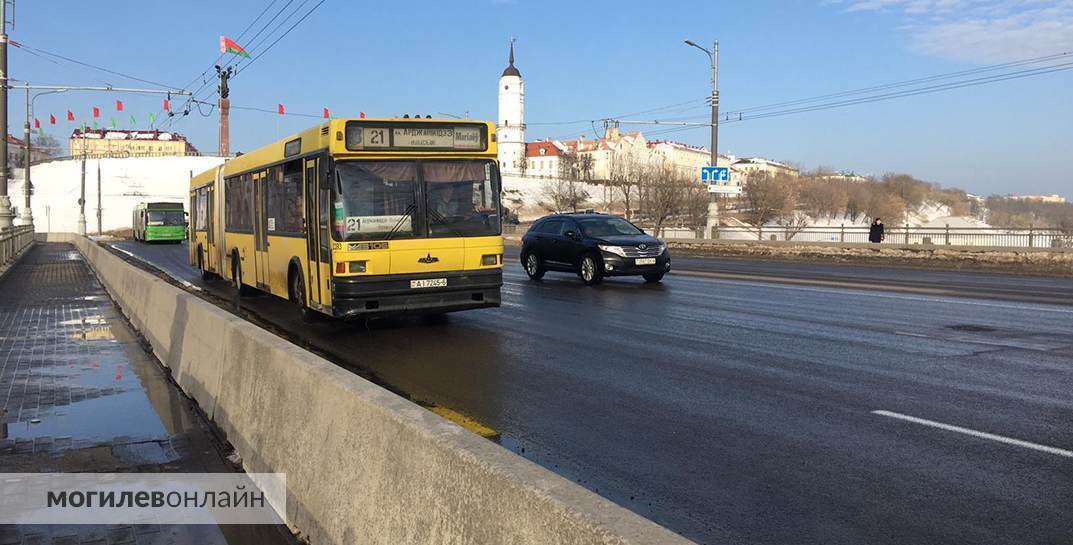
[[497, 41, 525, 175], [732, 157, 799, 178], [525, 140, 562, 177]]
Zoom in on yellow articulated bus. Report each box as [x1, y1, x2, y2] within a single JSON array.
[[189, 118, 504, 320]]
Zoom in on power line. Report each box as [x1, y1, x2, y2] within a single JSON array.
[[727, 51, 1072, 116], [616, 58, 1073, 140], [10, 41, 182, 90], [618, 56, 1073, 129], [234, 0, 326, 77], [163, 0, 326, 129], [160, 0, 290, 129], [731, 61, 1073, 122]]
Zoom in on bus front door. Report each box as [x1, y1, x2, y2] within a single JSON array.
[[253, 171, 270, 291], [304, 157, 327, 309]]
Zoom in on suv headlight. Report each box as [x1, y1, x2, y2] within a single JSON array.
[[597, 244, 628, 257], [656, 243, 667, 254]]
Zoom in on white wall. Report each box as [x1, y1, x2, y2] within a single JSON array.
[[12, 156, 225, 233]]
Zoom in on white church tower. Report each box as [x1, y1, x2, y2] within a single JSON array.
[[497, 40, 525, 175]]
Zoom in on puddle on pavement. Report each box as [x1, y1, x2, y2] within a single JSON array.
[[3, 307, 198, 447]]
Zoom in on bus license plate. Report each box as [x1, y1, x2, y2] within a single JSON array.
[[410, 278, 447, 289], [635, 258, 656, 266]]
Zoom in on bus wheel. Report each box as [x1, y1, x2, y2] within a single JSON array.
[[290, 270, 317, 323], [197, 246, 214, 281]]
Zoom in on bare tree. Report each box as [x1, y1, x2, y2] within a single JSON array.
[[684, 182, 710, 235], [607, 152, 638, 220], [539, 178, 590, 213], [640, 164, 687, 237], [515, 155, 529, 178], [741, 172, 795, 238]]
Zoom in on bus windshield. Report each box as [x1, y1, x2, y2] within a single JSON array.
[[333, 160, 500, 241], [147, 210, 186, 225]]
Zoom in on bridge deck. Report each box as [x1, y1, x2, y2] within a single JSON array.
[[0, 243, 292, 545]]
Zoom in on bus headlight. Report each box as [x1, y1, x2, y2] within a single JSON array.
[[348, 261, 367, 273], [597, 245, 628, 257], [481, 254, 500, 266]]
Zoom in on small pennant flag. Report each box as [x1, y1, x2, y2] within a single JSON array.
[[92, 106, 100, 119], [116, 100, 124, 112], [323, 107, 329, 119], [67, 110, 75, 121], [163, 99, 170, 111], [33, 118, 40, 129], [110, 118, 117, 129], [49, 114, 56, 125], [220, 36, 251, 58], [359, 112, 365, 119], [38, 127, 45, 138], [149, 112, 156, 126], [92, 121, 98, 129], [129, 114, 136, 126], [277, 103, 285, 116]]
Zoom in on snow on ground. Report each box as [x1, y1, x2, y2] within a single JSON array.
[[503, 174, 613, 220], [12, 157, 225, 233]]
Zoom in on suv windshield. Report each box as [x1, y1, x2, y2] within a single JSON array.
[[148, 210, 185, 225], [333, 160, 500, 241], [577, 217, 643, 237]]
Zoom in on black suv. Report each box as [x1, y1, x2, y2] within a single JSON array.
[[520, 213, 671, 285]]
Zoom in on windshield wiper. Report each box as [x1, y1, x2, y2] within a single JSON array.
[[426, 208, 466, 238], [384, 203, 417, 241]]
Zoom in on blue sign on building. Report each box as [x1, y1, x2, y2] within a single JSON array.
[[700, 166, 729, 182]]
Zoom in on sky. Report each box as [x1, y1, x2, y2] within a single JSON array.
[[10, 0, 1072, 198]]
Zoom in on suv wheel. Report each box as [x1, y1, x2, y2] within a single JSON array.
[[579, 254, 603, 286], [523, 251, 545, 280]]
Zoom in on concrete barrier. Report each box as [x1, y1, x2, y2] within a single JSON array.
[[70, 236, 693, 545]]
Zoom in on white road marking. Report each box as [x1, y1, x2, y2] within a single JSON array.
[[872, 410, 1073, 458], [671, 273, 1073, 315], [111, 246, 136, 259], [893, 331, 929, 338]]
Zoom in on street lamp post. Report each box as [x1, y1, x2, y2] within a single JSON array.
[[684, 39, 720, 238], [21, 88, 68, 227]]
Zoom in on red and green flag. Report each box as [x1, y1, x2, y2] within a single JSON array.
[[220, 36, 250, 58]]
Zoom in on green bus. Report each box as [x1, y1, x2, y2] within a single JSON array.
[[133, 202, 187, 243]]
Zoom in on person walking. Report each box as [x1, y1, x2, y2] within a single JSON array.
[[869, 217, 885, 243]]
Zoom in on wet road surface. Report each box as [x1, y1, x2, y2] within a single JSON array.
[[109, 240, 1073, 545], [0, 243, 294, 545]]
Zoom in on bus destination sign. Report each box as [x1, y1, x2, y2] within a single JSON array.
[[345, 122, 485, 151]]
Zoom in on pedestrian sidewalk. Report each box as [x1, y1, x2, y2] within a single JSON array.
[[0, 242, 292, 545]]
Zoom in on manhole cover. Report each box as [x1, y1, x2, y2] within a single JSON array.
[[946, 324, 997, 332]]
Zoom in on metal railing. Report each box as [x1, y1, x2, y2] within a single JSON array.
[[657, 224, 1073, 248], [1, 225, 35, 265]]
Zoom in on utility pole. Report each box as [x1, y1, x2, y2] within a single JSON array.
[[0, 0, 13, 229], [20, 85, 30, 226], [217, 65, 233, 158], [96, 160, 101, 235], [78, 132, 86, 235], [685, 38, 720, 238]]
